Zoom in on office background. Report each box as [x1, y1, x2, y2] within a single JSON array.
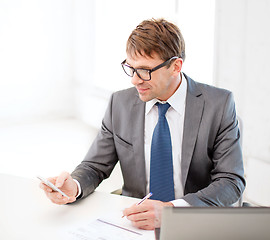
[[0, 0, 269, 206]]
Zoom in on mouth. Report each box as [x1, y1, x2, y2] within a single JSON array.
[[136, 87, 149, 94]]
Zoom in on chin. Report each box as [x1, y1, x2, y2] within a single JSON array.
[[139, 94, 153, 102]]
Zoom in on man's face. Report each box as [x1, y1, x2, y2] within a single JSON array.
[[126, 52, 181, 102]]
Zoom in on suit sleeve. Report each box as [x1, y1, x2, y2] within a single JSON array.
[[183, 92, 246, 206], [71, 94, 118, 199]]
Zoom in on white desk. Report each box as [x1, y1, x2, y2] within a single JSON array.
[[0, 174, 155, 240]]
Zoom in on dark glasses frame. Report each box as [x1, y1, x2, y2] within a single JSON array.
[[121, 56, 179, 81]]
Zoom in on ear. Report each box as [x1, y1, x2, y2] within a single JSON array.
[[171, 58, 183, 76]]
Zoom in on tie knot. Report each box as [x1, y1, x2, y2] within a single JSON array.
[[156, 102, 170, 117]]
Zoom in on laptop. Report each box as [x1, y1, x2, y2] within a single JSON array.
[[158, 207, 270, 240]]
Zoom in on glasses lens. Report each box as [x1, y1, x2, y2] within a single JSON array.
[[136, 69, 151, 81], [122, 64, 134, 77]]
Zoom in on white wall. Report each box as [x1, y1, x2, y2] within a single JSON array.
[[177, 0, 216, 85], [0, 0, 75, 124], [214, 0, 270, 206]]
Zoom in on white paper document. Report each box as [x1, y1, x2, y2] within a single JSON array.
[[61, 211, 155, 240]]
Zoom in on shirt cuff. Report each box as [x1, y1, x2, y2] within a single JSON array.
[[73, 178, 82, 198], [170, 199, 191, 207]]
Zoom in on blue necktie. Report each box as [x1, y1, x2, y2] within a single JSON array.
[[150, 102, 175, 202]]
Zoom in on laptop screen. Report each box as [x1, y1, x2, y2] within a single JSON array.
[[159, 207, 270, 240]]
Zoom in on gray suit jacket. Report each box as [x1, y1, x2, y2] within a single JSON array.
[[72, 74, 245, 206]]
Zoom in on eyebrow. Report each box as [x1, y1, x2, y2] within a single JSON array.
[[125, 61, 152, 69]]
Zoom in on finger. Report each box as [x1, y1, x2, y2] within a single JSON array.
[[122, 208, 129, 217], [39, 182, 52, 192], [130, 212, 155, 230], [136, 199, 156, 211], [131, 218, 155, 230], [122, 206, 131, 217], [45, 192, 68, 205], [127, 210, 154, 222], [128, 207, 148, 217], [50, 197, 67, 205], [45, 191, 61, 199], [47, 177, 57, 184], [124, 200, 158, 217], [55, 172, 70, 188], [137, 224, 154, 230], [56, 195, 76, 205], [66, 196, 77, 204], [123, 203, 142, 216]]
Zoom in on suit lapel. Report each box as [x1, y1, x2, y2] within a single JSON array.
[[130, 92, 146, 196], [181, 74, 204, 188]]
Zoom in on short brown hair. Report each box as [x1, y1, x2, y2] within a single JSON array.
[[126, 18, 185, 62]]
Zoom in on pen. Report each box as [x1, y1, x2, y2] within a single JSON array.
[[136, 192, 153, 205], [122, 192, 153, 218]]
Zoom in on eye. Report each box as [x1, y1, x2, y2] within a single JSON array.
[[122, 64, 134, 77], [137, 69, 151, 80]]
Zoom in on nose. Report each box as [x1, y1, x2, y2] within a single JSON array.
[[131, 72, 144, 86]]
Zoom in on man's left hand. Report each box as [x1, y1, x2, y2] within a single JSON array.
[[123, 199, 173, 230]]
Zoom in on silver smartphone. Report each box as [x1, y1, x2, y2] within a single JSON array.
[[37, 175, 69, 199]]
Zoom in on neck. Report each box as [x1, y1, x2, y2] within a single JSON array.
[[158, 73, 182, 101]]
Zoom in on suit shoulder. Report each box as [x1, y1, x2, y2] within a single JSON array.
[[184, 74, 235, 113], [113, 87, 137, 98], [185, 73, 232, 102], [197, 81, 232, 99], [110, 87, 139, 106]]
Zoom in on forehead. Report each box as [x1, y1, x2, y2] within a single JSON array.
[[126, 51, 162, 68]]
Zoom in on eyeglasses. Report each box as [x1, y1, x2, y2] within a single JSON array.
[[121, 56, 179, 81]]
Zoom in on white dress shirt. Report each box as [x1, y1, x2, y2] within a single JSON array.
[[144, 73, 190, 207]]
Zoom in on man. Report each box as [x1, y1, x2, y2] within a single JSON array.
[[40, 18, 245, 230]]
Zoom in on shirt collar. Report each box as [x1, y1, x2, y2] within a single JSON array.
[[145, 72, 187, 115]]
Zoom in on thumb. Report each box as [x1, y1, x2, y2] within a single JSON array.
[[55, 171, 70, 188]]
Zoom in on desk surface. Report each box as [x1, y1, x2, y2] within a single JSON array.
[[0, 174, 154, 240]]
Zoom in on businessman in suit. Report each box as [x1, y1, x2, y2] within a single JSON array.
[[40, 18, 245, 230]]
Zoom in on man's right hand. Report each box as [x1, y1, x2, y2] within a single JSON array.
[[39, 171, 78, 205]]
